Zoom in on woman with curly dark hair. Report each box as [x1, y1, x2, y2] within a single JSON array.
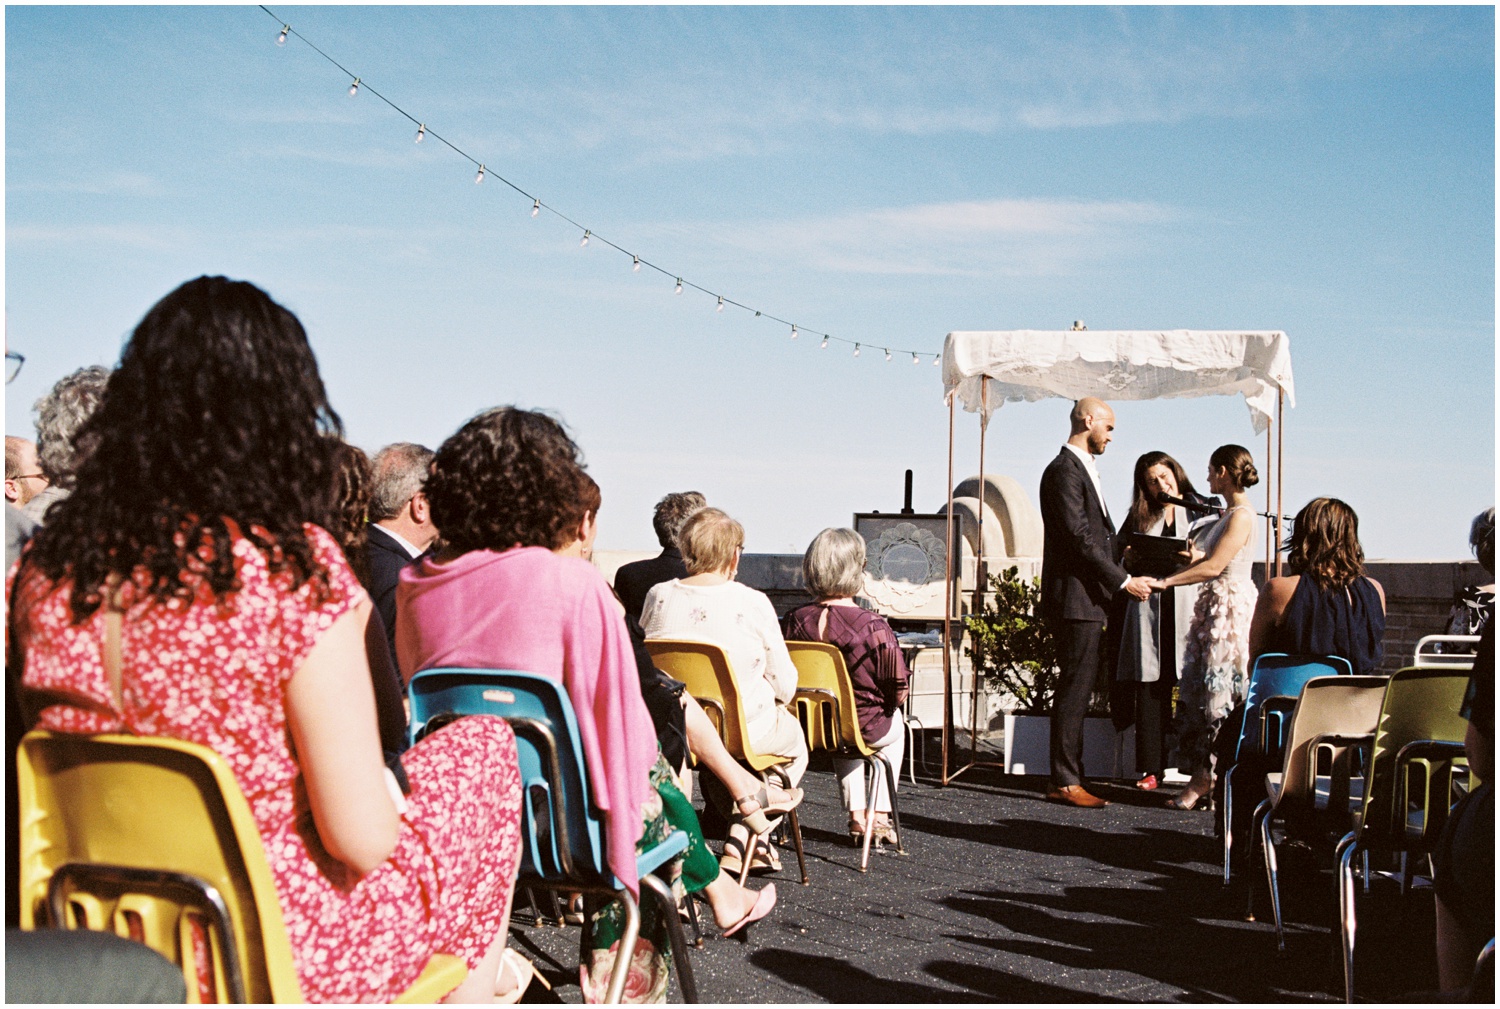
[[399, 407, 776, 1003], [7, 277, 528, 1003]]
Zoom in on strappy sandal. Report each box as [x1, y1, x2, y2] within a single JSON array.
[[720, 884, 777, 940], [719, 834, 780, 877], [731, 782, 804, 835], [495, 948, 551, 1003]]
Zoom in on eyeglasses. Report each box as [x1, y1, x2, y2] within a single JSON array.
[[12, 473, 47, 484], [5, 351, 23, 384]]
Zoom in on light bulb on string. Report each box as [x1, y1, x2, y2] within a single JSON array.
[[854, 343, 862, 358], [912, 353, 920, 365], [414, 123, 426, 143], [933, 354, 941, 367], [716, 296, 725, 313], [885, 348, 892, 362], [674, 278, 683, 295], [632, 256, 641, 273], [820, 336, 829, 349], [531, 199, 540, 217], [277, 24, 290, 45], [790, 325, 798, 340], [348, 78, 360, 97], [580, 230, 591, 248], [475, 165, 485, 184]]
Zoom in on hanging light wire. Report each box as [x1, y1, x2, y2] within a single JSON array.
[[258, 5, 940, 362]]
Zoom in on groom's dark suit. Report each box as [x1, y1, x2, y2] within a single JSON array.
[[1039, 447, 1129, 789]]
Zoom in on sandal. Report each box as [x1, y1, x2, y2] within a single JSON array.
[[721, 884, 777, 939], [731, 782, 804, 835], [719, 835, 780, 876], [871, 816, 898, 847], [495, 948, 551, 1003]]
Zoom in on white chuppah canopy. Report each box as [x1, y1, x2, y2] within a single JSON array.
[[934, 328, 1296, 786], [942, 330, 1295, 433]]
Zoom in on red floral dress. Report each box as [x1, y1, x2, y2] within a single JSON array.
[[9, 525, 523, 1003]]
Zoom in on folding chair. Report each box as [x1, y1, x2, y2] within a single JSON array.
[[407, 667, 699, 1004], [787, 640, 906, 872], [644, 639, 810, 886], [17, 731, 465, 1003]]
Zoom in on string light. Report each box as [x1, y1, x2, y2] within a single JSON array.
[[256, 5, 943, 370]]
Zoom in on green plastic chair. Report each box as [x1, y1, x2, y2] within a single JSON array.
[[1334, 666, 1473, 1003]]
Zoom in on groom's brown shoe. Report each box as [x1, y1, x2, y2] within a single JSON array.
[[1047, 784, 1109, 808]]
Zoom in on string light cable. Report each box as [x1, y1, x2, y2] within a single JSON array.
[[257, 7, 943, 366]]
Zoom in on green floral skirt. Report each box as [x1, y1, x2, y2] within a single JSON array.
[[579, 753, 718, 1003]]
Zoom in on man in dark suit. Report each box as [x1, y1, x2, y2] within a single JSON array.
[[1039, 397, 1153, 807], [366, 442, 438, 672], [614, 491, 706, 633]]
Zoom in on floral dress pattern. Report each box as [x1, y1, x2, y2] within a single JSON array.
[[9, 525, 524, 1003], [1176, 506, 1258, 777]]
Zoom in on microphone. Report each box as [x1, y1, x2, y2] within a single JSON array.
[[1159, 492, 1222, 514]]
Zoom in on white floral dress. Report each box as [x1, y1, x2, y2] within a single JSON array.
[[1176, 505, 1257, 776]]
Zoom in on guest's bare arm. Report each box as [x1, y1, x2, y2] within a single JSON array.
[[1249, 576, 1298, 660]]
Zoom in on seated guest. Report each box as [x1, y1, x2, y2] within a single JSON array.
[[563, 477, 802, 835], [7, 276, 527, 1002], [22, 365, 109, 524], [614, 491, 705, 632], [1249, 497, 1387, 673], [782, 528, 910, 847], [640, 507, 809, 876], [397, 408, 775, 1003], [366, 441, 437, 674], [1442, 507, 1495, 648], [326, 439, 411, 779], [5, 436, 47, 509]]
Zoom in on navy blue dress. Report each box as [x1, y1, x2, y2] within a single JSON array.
[[1270, 574, 1385, 673]]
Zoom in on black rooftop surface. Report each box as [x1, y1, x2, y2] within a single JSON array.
[[507, 749, 1440, 1003]]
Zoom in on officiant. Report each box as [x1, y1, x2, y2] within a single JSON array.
[[1109, 451, 1213, 790]]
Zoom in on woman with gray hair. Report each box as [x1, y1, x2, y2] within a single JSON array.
[[781, 528, 911, 847], [22, 365, 110, 523]]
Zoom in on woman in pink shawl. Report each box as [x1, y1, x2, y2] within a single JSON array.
[[397, 407, 773, 1003]]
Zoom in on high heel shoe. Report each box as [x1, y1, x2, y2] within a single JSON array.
[[721, 884, 777, 940], [719, 834, 780, 877], [731, 782, 804, 835], [1165, 790, 1210, 811]]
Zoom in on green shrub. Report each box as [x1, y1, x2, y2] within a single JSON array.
[[963, 566, 1058, 714]]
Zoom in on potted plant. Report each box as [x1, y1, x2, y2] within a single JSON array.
[[964, 566, 1133, 776]]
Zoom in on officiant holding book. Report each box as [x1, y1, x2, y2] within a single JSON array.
[[1113, 451, 1205, 791]]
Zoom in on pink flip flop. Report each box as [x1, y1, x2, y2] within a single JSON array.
[[721, 884, 777, 939]]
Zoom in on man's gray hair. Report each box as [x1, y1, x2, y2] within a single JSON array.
[[33, 365, 110, 487], [369, 442, 435, 521], [652, 491, 706, 549]]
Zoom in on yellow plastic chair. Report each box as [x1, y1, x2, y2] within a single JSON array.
[[644, 639, 809, 886], [786, 641, 906, 872], [17, 730, 466, 1004]]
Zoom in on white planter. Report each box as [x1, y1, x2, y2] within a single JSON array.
[[1003, 714, 1135, 778]]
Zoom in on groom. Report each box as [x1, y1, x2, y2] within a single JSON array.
[[1039, 397, 1153, 808]]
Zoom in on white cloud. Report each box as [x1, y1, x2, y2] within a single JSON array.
[[6, 223, 194, 251], [8, 172, 162, 196]]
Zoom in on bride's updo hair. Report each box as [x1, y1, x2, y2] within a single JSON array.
[[1209, 444, 1259, 490]]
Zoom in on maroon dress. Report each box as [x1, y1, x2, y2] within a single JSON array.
[[781, 602, 910, 740]]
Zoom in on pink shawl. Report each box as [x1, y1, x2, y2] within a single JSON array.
[[396, 546, 658, 894]]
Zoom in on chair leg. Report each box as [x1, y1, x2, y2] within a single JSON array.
[[1336, 832, 1359, 1004], [1223, 768, 1236, 886], [786, 806, 808, 886], [860, 759, 878, 872], [684, 890, 704, 949], [1245, 798, 1266, 922], [641, 874, 698, 1003], [1258, 802, 1286, 952], [1399, 851, 1410, 897], [883, 755, 906, 856], [604, 888, 642, 1005], [1361, 849, 1370, 893]]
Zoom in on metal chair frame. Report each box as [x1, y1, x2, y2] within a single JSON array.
[[1413, 634, 1481, 668], [408, 668, 698, 1004]]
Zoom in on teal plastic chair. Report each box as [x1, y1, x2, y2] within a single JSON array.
[[408, 668, 698, 1004], [1334, 666, 1471, 1003], [1223, 653, 1353, 884]]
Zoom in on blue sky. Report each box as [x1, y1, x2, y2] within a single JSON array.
[[6, 6, 1494, 559]]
